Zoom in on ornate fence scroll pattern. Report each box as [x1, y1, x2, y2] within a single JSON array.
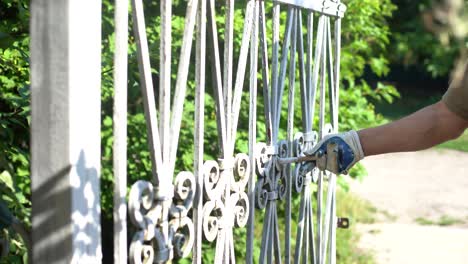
[[127, 0, 200, 262], [120, 0, 346, 263], [201, 0, 257, 262]]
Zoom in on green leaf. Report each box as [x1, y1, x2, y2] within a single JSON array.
[[0, 171, 14, 192]]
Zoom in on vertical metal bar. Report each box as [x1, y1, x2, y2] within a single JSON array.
[[160, 0, 172, 163], [131, 0, 163, 181], [230, 0, 254, 153], [224, 0, 234, 150], [330, 192, 337, 264], [30, 0, 102, 262], [246, 1, 258, 263], [168, 0, 199, 175], [306, 11, 314, 130], [328, 187, 336, 264], [259, 1, 273, 144], [316, 173, 323, 264], [113, 0, 128, 262], [207, 0, 227, 154], [192, 0, 206, 262], [285, 8, 297, 264]]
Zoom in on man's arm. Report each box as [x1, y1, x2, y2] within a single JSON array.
[[358, 101, 468, 156], [304, 100, 468, 174]]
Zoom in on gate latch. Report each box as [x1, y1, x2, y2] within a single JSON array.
[[337, 217, 350, 229]]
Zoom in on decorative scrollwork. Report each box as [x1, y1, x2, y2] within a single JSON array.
[[255, 143, 274, 177], [201, 153, 250, 246], [254, 140, 290, 204], [129, 171, 196, 263], [129, 231, 155, 264], [293, 130, 320, 192]]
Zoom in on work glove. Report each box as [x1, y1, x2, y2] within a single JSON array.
[[303, 130, 364, 174]]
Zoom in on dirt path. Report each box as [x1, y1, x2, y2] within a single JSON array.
[[349, 149, 468, 264]]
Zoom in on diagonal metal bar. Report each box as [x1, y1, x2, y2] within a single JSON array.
[[259, 0, 273, 144], [131, 0, 163, 181], [334, 18, 342, 131], [274, 7, 295, 136], [309, 191, 317, 264], [297, 10, 309, 131], [168, 0, 199, 176], [259, 202, 273, 263], [207, 0, 227, 153], [304, 188, 310, 264], [230, 0, 255, 153], [270, 2, 281, 141], [318, 17, 327, 139], [326, 18, 336, 132], [294, 186, 306, 264], [321, 173, 336, 263], [273, 205, 282, 264], [310, 16, 325, 127]]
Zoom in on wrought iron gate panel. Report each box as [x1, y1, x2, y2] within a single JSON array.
[[112, 0, 346, 263]]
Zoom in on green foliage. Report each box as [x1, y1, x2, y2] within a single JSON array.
[[388, 0, 468, 77], [0, 0, 30, 261]]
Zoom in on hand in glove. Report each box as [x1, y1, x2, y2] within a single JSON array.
[[303, 130, 365, 174]]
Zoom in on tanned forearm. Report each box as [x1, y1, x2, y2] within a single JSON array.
[[358, 101, 468, 157]]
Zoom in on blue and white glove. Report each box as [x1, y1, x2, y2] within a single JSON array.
[[303, 130, 365, 174]]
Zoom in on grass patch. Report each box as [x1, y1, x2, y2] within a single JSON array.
[[436, 130, 468, 152], [414, 215, 465, 226], [438, 215, 465, 226], [336, 190, 378, 264], [415, 217, 436, 226]]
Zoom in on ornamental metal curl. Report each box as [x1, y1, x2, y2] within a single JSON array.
[[127, 0, 201, 262], [201, 0, 257, 261], [128, 171, 195, 263]]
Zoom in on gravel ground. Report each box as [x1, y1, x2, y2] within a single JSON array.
[[350, 149, 468, 264]]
